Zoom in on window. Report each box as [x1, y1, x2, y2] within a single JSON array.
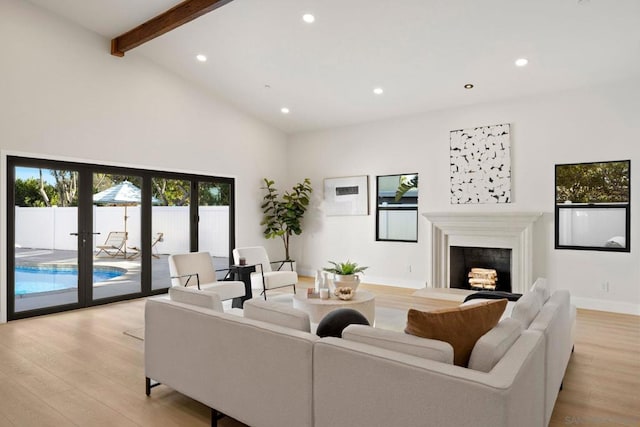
[[555, 160, 630, 252], [376, 174, 418, 242]]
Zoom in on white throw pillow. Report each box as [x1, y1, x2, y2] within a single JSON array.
[[530, 277, 550, 306], [468, 318, 522, 372], [244, 299, 311, 332], [168, 286, 223, 312], [510, 291, 542, 329], [342, 324, 454, 364]]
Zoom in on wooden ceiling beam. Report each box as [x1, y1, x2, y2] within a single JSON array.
[[111, 0, 234, 57]]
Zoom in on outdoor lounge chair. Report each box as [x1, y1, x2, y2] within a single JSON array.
[[127, 232, 164, 259], [95, 231, 128, 258]]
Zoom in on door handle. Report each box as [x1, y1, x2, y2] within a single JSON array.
[[71, 231, 99, 248]]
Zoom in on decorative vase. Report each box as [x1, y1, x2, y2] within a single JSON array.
[[330, 274, 360, 293], [322, 271, 331, 290], [315, 269, 324, 292]]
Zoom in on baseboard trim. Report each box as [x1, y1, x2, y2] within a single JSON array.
[[297, 269, 424, 289], [571, 297, 640, 316]]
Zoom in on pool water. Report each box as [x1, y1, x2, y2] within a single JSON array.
[[15, 265, 125, 295]]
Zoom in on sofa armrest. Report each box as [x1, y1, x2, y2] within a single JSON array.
[[168, 285, 223, 311]]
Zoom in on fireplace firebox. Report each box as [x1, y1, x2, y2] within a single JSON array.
[[450, 246, 512, 292]]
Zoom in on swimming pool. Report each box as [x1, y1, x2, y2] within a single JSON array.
[[15, 265, 126, 295]]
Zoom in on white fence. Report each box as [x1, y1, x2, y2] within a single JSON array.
[[15, 206, 230, 257], [558, 207, 626, 247]]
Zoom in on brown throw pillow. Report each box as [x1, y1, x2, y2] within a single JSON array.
[[404, 299, 507, 367]]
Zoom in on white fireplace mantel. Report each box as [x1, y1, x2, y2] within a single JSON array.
[[422, 212, 543, 294]]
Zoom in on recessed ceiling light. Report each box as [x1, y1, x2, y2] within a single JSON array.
[[196, 54, 207, 62], [373, 87, 384, 95], [281, 107, 290, 114], [515, 58, 529, 67], [464, 83, 474, 89], [302, 14, 315, 23]]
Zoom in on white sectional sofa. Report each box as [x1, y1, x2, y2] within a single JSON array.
[[145, 288, 317, 427], [144, 279, 574, 427], [516, 279, 576, 425]]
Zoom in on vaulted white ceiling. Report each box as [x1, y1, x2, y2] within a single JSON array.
[[26, 0, 640, 133]]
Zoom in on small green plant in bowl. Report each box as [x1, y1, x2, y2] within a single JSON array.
[[323, 260, 368, 276], [323, 261, 368, 292]]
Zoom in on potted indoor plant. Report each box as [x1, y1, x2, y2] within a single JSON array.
[[323, 260, 368, 292], [260, 177, 312, 261]]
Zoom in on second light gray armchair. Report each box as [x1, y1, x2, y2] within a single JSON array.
[[232, 246, 297, 300]]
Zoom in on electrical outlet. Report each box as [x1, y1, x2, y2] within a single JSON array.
[[601, 281, 610, 292], [408, 265, 412, 273]]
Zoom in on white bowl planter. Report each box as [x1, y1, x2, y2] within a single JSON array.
[[330, 274, 361, 292]]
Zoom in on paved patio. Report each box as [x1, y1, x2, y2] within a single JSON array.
[[13, 248, 229, 313]]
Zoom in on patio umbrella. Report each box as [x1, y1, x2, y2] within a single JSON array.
[[93, 181, 157, 257]]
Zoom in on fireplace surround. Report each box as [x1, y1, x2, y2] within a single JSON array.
[[423, 212, 542, 294]]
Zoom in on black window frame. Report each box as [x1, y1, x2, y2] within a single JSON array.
[[7, 155, 235, 320], [375, 173, 418, 243], [554, 159, 630, 252]]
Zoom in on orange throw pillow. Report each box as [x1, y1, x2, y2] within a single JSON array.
[[405, 299, 507, 367]]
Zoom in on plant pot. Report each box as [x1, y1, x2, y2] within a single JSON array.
[[329, 274, 360, 292]]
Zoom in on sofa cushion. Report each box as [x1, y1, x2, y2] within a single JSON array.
[[168, 286, 223, 312], [468, 317, 522, 372], [530, 278, 550, 307], [243, 299, 311, 332], [404, 299, 507, 366], [511, 291, 542, 329], [343, 324, 454, 364]]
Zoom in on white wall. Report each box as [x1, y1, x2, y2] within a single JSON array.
[[0, 0, 289, 321], [2, 0, 638, 316], [288, 79, 640, 314]]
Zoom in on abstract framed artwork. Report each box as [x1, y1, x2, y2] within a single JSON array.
[[324, 175, 369, 216], [450, 123, 511, 204]]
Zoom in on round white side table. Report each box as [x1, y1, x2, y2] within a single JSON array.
[[292, 290, 375, 324]]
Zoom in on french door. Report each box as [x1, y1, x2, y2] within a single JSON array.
[[7, 156, 235, 320]]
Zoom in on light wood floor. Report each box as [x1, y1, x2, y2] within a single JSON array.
[[0, 282, 637, 426]]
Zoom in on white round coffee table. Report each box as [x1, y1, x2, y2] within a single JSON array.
[[292, 290, 375, 324]]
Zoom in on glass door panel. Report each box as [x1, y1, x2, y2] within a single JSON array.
[[8, 156, 235, 319], [151, 177, 191, 290], [198, 181, 231, 278], [92, 173, 142, 300], [13, 166, 80, 313]]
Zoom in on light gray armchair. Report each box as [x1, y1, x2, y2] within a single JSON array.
[[168, 252, 245, 301], [232, 246, 297, 300]]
